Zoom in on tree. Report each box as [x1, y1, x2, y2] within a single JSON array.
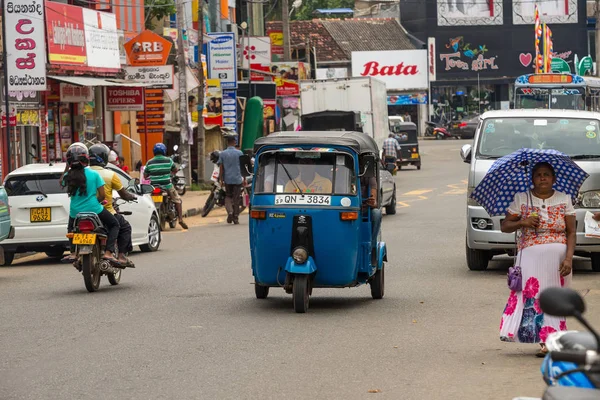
[[145, 0, 176, 29], [290, 0, 354, 20]]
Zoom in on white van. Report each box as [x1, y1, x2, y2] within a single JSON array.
[[461, 109, 600, 271]]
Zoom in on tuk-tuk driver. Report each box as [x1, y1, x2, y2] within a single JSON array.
[[284, 158, 332, 194]]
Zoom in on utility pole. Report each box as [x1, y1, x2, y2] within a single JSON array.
[[176, 0, 188, 185], [596, 0, 600, 76], [196, 0, 206, 184], [282, 0, 291, 61]]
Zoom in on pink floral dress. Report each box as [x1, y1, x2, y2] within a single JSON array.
[[499, 191, 574, 343]]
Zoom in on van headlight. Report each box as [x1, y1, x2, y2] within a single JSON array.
[[579, 191, 600, 208], [292, 247, 308, 264]]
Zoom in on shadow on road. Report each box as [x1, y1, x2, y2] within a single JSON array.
[[236, 294, 399, 314]]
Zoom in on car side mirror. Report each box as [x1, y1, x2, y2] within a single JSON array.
[[128, 178, 138, 187], [140, 184, 154, 195], [360, 155, 377, 178], [239, 154, 252, 177], [460, 144, 472, 164]]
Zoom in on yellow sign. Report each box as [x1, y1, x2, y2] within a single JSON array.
[[17, 110, 40, 126], [269, 31, 283, 46]]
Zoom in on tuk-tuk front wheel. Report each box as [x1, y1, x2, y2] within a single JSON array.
[[370, 264, 385, 299], [293, 275, 310, 313], [255, 283, 269, 299]]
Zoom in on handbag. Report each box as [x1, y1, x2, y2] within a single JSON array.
[[507, 192, 531, 292]]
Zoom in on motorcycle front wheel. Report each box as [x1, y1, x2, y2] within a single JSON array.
[[201, 192, 216, 217]]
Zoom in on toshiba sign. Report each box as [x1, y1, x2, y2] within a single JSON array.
[[351, 50, 428, 91]]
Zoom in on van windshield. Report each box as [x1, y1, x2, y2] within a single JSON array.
[[255, 151, 356, 195], [477, 117, 600, 159]]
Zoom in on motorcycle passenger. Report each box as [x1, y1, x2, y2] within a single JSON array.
[[144, 143, 188, 229], [89, 144, 136, 266], [61, 143, 121, 266], [283, 157, 333, 194]]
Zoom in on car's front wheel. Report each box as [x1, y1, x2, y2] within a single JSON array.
[[140, 214, 161, 252], [1, 251, 15, 266]]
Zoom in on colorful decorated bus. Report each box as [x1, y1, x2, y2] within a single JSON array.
[[514, 73, 600, 111]]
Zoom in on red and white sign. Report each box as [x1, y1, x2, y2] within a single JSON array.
[[4, 0, 47, 91], [427, 37, 436, 82], [1, 106, 17, 128], [60, 84, 94, 103], [351, 50, 428, 91], [241, 36, 271, 68], [105, 87, 144, 111]]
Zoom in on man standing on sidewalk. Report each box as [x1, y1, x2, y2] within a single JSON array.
[[217, 136, 244, 224]]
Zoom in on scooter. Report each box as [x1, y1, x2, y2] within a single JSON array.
[[512, 287, 600, 400], [171, 145, 187, 196], [201, 151, 250, 218]]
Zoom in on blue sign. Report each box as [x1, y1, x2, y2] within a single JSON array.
[[387, 93, 428, 106], [222, 89, 237, 132], [207, 33, 237, 89]]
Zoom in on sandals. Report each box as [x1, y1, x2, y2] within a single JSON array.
[[102, 256, 123, 266], [536, 343, 549, 358], [61, 255, 77, 263]]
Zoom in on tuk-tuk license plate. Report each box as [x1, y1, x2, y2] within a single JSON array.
[[152, 195, 163, 203], [275, 195, 331, 205], [72, 233, 96, 245], [411, 153, 419, 159], [30, 207, 51, 223]]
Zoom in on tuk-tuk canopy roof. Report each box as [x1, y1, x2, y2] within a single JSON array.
[[391, 121, 417, 130], [253, 131, 380, 156]]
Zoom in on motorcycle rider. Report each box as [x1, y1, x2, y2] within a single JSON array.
[[144, 143, 188, 229], [89, 144, 136, 266]]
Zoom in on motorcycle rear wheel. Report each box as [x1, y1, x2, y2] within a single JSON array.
[[82, 249, 101, 292]]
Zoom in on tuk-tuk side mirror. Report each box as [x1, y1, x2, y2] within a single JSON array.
[[239, 154, 252, 177], [460, 144, 472, 164], [360, 155, 377, 178]]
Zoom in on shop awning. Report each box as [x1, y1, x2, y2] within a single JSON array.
[[49, 75, 153, 87]]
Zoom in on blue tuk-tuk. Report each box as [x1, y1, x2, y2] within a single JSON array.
[[247, 131, 387, 313]]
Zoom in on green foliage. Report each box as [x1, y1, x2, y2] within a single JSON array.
[[145, 0, 176, 29], [291, 0, 354, 20]]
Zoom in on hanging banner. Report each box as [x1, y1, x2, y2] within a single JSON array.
[[205, 79, 223, 126], [207, 33, 237, 89], [4, 0, 47, 91], [222, 89, 237, 131]]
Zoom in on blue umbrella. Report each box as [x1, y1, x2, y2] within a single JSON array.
[[471, 148, 589, 217]]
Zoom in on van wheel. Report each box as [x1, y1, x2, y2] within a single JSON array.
[[591, 253, 600, 272], [466, 241, 490, 271], [1, 251, 15, 266], [385, 189, 397, 215]]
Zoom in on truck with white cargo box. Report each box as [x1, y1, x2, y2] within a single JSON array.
[[299, 77, 389, 149]]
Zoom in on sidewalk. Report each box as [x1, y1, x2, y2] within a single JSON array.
[[181, 190, 212, 218]]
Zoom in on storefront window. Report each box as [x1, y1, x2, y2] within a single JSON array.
[[431, 85, 497, 123]]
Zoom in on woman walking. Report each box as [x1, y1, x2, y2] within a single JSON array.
[[499, 162, 575, 356]]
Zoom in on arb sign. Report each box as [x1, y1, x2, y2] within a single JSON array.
[[124, 30, 171, 66], [352, 50, 428, 91]]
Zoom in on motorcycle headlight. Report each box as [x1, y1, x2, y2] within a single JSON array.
[[579, 191, 600, 208], [292, 247, 308, 264]]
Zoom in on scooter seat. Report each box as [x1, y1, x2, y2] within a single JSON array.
[[543, 386, 600, 400], [558, 332, 598, 351]]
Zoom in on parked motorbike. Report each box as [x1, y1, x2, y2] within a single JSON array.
[[171, 145, 187, 196], [425, 121, 453, 140], [69, 197, 136, 292], [201, 151, 250, 218], [512, 287, 600, 400]]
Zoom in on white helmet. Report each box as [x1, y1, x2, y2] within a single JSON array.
[[108, 150, 118, 163]]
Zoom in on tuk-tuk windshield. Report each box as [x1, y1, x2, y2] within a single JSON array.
[[255, 151, 356, 195]]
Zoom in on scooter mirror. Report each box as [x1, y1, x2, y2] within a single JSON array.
[[173, 145, 179, 151], [539, 287, 585, 317], [239, 154, 252, 178]]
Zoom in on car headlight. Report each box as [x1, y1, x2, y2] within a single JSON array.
[[579, 191, 600, 208], [292, 247, 308, 264]]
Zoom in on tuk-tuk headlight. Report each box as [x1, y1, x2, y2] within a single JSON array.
[[580, 191, 600, 208], [292, 247, 308, 264]]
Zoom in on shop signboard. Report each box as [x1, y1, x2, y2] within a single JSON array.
[[124, 30, 172, 66], [267, 29, 284, 61], [205, 79, 223, 126], [272, 62, 310, 96], [1, 90, 40, 109], [45, 3, 87, 66], [1, 105, 17, 127], [60, 84, 94, 103], [16, 109, 40, 126], [4, 0, 47, 91], [352, 50, 428, 91], [124, 65, 174, 89], [387, 93, 428, 105], [242, 37, 271, 69], [207, 33, 237, 89], [222, 89, 237, 131], [82, 8, 120, 70], [105, 87, 144, 111], [428, 37, 436, 82], [316, 68, 347, 80]]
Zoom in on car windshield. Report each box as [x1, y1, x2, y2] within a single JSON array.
[[255, 151, 356, 195], [477, 117, 600, 158], [4, 173, 64, 196]]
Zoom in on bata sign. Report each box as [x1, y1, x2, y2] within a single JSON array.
[[352, 50, 428, 91], [105, 87, 144, 111]]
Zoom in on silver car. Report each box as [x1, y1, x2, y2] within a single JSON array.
[[461, 109, 600, 271]]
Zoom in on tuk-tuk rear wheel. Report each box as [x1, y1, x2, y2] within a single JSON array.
[[255, 283, 269, 299], [370, 264, 385, 299], [293, 275, 310, 313]]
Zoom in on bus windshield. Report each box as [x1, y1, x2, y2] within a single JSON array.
[[515, 88, 585, 110]]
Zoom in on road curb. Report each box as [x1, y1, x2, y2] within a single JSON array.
[[184, 207, 203, 218]]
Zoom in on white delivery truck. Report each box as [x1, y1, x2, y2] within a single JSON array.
[[299, 77, 389, 148]]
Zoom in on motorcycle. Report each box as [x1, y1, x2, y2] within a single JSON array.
[[68, 198, 136, 293], [512, 287, 600, 400], [201, 151, 251, 218], [171, 145, 187, 196], [425, 121, 453, 140], [152, 185, 179, 230]]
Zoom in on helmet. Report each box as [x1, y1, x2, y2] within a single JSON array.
[[209, 151, 220, 164], [66, 142, 89, 167], [89, 144, 110, 167], [153, 143, 167, 156], [108, 150, 119, 163]]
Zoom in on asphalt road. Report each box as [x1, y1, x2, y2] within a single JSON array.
[[1, 140, 599, 400]]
